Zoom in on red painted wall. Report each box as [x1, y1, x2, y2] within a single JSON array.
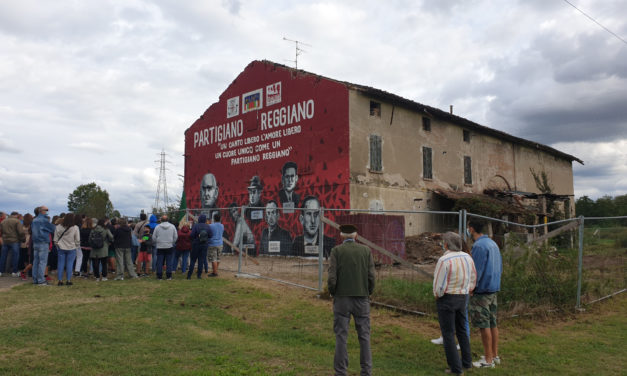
[[184, 61, 350, 255]]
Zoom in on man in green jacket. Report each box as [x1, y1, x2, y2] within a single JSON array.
[[327, 224, 375, 376]]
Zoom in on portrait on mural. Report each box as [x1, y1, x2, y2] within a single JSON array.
[[260, 200, 293, 255], [292, 196, 335, 258], [278, 161, 300, 212], [200, 172, 219, 219], [229, 203, 256, 256], [245, 175, 265, 222]]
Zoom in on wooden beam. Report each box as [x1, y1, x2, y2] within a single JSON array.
[[322, 216, 432, 278], [527, 219, 580, 245], [222, 237, 260, 266]]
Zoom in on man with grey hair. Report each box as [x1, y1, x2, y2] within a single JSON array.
[[433, 231, 477, 375], [327, 224, 375, 376]]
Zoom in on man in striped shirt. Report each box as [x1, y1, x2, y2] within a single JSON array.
[[433, 231, 477, 375]]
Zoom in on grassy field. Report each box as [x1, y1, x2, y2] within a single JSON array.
[[0, 273, 625, 375]]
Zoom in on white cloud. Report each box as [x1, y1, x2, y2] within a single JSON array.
[[0, 0, 625, 216]]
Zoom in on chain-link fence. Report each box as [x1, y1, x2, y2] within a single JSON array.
[[578, 217, 627, 306], [151, 207, 625, 316]]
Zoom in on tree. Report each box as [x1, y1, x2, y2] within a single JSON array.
[[67, 182, 115, 218]]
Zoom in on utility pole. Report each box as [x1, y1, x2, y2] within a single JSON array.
[[154, 149, 170, 212], [283, 37, 311, 69]]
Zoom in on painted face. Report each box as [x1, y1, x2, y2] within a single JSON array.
[[265, 202, 278, 228], [301, 198, 320, 237], [282, 167, 298, 192], [248, 187, 261, 206], [200, 174, 218, 208], [229, 206, 240, 220]]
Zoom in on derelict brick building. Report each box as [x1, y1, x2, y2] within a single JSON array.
[[184, 60, 581, 244]]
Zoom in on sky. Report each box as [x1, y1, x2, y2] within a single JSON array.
[[0, 0, 625, 216]]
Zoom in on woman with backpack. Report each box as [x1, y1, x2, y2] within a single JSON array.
[[53, 213, 80, 286], [187, 214, 211, 279], [89, 218, 114, 281]]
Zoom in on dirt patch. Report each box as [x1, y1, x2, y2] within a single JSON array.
[[0, 276, 27, 291], [405, 232, 443, 264]]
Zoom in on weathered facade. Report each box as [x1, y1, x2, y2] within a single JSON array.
[[347, 87, 582, 234], [184, 60, 581, 245]]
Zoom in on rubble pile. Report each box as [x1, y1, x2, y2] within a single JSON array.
[[405, 232, 443, 264]]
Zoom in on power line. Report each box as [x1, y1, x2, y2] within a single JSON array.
[[562, 0, 627, 45]]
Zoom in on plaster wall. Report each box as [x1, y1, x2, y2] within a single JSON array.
[[348, 91, 576, 233]]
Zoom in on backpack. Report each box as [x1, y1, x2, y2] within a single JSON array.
[[90, 230, 105, 249], [198, 229, 209, 245]]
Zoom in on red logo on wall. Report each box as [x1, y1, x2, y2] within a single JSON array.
[[266, 82, 281, 106]]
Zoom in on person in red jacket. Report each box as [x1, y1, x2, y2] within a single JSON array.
[[175, 220, 192, 274]]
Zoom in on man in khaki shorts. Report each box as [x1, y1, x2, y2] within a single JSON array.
[[467, 220, 502, 368], [207, 213, 224, 277]]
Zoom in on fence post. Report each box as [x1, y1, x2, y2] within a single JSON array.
[[237, 231, 243, 274], [318, 207, 325, 292], [458, 210, 463, 238], [462, 210, 468, 241], [576, 216, 584, 309]]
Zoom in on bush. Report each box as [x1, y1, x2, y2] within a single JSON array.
[[500, 245, 579, 310]]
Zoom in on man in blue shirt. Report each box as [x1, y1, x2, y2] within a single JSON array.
[[207, 213, 224, 277], [30, 206, 56, 285], [468, 220, 502, 368]]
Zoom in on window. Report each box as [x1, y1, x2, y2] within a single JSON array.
[[422, 117, 431, 131], [464, 156, 472, 184], [370, 101, 381, 117], [463, 130, 470, 142], [422, 146, 432, 179], [369, 134, 382, 172]]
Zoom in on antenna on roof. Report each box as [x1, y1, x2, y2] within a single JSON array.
[[283, 37, 311, 70]]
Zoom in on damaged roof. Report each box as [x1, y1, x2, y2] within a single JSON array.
[[259, 60, 584, 165]]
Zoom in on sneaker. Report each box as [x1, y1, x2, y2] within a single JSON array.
[[0, 272, 3, 277], [114, 276, 124, 281], [12, 272, 19, 277], [57, 281, 64, 286], [45, 275, 52, 281], [20, 272, 27, 281], [479, 355, 500, 365], [66, 281, 73, 286], [208, 273, 218, 277], [473, 360, 495, 368], [37, 282, 50, 286], [167, 277, 172, 280], [101, 277, 108, 281], [431, 336, 444, 345]]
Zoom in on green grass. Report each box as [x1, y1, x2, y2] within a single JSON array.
[[372, 277, 434, 313], [0, 275, 625, 375]]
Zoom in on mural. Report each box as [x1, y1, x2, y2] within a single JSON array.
[[184, 61, 350, 257]]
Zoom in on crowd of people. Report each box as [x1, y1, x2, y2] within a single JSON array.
[[0, 208, 225, 286], [2, 207, 501, 375]]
